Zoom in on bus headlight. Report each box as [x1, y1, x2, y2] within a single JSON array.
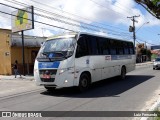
[[59, 68, 72, 74], [59, 68, 68, 74], [59, 69, 65, 74]]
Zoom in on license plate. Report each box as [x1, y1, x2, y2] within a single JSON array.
[[43, 74, 51, 79]]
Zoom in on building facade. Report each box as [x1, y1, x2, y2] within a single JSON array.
[[136, 43, 145, 63], [0, 28, 45, 75], [151, 45, 160, 59]]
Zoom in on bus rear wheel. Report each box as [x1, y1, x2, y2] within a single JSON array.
[[120, 66, 126, 80], [78, 73, 90, 92], [44, 86, 56, 91]]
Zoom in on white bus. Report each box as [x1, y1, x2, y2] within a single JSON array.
[[34, 32, 135, 92]]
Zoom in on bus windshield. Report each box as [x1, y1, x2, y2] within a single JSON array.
[[37, 37, 76, 61]]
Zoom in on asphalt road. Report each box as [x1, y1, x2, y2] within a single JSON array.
[[0, 64, 160, 120]]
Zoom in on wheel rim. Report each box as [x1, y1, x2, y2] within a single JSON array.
[[81, 78, 88, 88]]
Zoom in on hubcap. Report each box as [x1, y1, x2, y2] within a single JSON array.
[[81, 78, 88, 87]]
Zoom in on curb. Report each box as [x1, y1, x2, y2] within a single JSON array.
[[140, 98, 160, 120], [136, 62, 153, 66], [0, 75, 34, 81]]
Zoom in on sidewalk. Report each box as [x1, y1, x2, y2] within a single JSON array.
[[0, 75, 34, 81], [0, 75, 42, 99], [136, 61, 153, 66]]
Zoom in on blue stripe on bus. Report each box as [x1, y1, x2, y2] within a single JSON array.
[[38, 61, 60, 69], [111, 55, 132, 60]]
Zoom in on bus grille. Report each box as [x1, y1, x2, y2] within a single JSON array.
[[39, 69, 57, 82], [41, 78, 55, 82]]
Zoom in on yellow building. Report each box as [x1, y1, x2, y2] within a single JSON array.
[[0, 28, 45, 75]]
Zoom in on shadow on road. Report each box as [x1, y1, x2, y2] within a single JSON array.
[[40, 75, 154, 98]]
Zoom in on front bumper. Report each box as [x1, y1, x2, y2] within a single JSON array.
[[35, 69, 77, 88], [153, 64, 160, 69]]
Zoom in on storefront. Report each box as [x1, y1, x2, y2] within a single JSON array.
[[0, 28, 46, 75]]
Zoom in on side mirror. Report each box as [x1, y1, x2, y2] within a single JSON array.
[[66, 50, 74, 58], [41, 42, 44, 47]]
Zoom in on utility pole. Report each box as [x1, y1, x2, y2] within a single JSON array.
[[145, 41, 147, 49], [127, 15, 140, 48]]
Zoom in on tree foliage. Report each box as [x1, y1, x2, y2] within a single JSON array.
[[140, 48, 152, 57], [134, 0, 160, 19]]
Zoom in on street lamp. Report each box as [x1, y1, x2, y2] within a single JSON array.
[[136, 21, 149, 49], [136, 21, 149, 33], [135, 21, 149, 63]]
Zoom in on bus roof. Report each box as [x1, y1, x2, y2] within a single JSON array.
[[46, 32, 78, 41], [46, 32, 132, 43], [78, 32, 132, 43]]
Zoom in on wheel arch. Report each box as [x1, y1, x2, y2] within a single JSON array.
[[121, 65, 126, 73], [80, 71, 92, 83]]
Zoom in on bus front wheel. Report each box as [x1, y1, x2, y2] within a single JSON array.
[[78, 73, 90, 92]]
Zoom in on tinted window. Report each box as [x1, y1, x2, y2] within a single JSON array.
[[110, 40, 117, 55], [128, 42, 135, 54], [99, 38, 110, 55], [116, 41, 124, 55], [87, 36, 99, 55], [75, 36, 89, 58], [110, 48, 116, 55], [76, 34, 134, 57], [124, 42, 129, 54]]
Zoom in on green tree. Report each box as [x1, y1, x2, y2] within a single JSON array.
[[134, 0, 160, 19], [140, 48, 152, 60]]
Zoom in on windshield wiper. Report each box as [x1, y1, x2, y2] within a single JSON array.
[[42, 51, 66, 58], [52, 51, 65, 57], [42, 52, 47, 56]]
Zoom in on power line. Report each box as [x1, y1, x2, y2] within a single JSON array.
[[108, 0, 160, 38], [0, 10, 76, 32], [28, 0, 128, 32], [0, 2, 99, 32], [136, 36, 157, 46], [0, 2, 132, 37], [0, 10, 132, 40], [88, 0, 130, 20], [3, 0, 160, 42], [0, 13, 61, 37]]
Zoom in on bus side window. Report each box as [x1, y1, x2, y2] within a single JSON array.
[[87, 36, 99, 55], [75, 36, 88, 58], [99, 38, 110, 55], [110, 40, 116, 55], [124, 42, 129, 55], [128, 42, 135, 54]]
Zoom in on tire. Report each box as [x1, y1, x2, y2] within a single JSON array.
[[153, 68, 155, 70], [44, 86, 56, 91], [78, 73, 90, 92], [120, 66, 126, 80]]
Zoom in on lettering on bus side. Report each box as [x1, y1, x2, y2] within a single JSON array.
[[86, 59, 89, 64], [105, 55, 111, 61]]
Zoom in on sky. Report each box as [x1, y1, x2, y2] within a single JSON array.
[[0, 0, 160, 47]]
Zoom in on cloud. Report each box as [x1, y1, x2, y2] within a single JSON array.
[[0, 0, 160, 38]]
